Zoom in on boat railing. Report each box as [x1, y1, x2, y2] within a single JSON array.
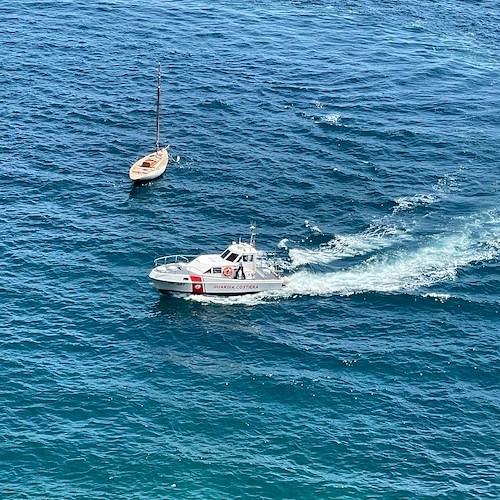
[[153, 254, 196, 267]]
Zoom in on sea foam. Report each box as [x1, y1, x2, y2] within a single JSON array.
[[289, 224, 408, 267]]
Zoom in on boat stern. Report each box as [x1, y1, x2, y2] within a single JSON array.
[[149, 265, 206, 294]]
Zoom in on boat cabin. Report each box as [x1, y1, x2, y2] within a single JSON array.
[[220, 242, 256, 263], [186, 241, 257, 279]]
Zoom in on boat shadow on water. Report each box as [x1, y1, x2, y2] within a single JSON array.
[[128, 181, 154, 198], [128, 179, 168, 199]]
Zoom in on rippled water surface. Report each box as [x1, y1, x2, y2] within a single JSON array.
[[1, 0, 499, 498]]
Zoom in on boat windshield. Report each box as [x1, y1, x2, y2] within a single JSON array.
[[226, 253, 239, 262]]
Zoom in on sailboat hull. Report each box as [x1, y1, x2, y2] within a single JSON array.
[[129, 148, 169, 182]]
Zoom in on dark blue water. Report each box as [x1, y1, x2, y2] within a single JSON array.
[[1, 0, 499, 498]]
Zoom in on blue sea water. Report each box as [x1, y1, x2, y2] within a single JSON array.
[[1, 0, 500, 498]]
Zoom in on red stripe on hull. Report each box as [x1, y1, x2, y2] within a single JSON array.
[[190, 275, 204, 294]]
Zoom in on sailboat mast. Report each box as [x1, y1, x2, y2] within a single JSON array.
[[155, 63, 161, 152]]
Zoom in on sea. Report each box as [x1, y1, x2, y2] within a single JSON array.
[[1, 0, 499, 498]]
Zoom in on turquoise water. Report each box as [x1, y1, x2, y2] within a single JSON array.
[[1, 0, 499, 498]]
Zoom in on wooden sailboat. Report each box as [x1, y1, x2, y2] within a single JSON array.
[[129, 63, 169, 182]]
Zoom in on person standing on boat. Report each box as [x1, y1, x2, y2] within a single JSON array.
[[234, 259, 246, 280]]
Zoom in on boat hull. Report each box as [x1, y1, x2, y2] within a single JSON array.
[[149, 268, 284, 296], [129, 148, 168, 182]]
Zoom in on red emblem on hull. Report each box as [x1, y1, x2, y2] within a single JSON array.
[[190, 275, 204, 294]]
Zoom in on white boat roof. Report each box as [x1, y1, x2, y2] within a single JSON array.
[[186, 254, 224, 274], [226, 242, 257, 254], [186, 242, 257, 274]]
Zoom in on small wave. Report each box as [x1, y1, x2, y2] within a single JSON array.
[[198, 99, 233, 111], [433, 172, 462, 195], [277, 238, 289, 250], [323, 113, 340, 124], [422, 292, 451, 303], [392, 194, 437, 213], [304, 219, 323, 235]]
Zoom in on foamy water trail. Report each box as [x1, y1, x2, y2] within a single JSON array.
[[284, 237, 479, 296], [183, 211, 500, 305], [289, 224, 409, 267], [283, 211, 500, 297]]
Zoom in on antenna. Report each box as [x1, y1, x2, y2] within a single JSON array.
[[249, 223, 256, 247]]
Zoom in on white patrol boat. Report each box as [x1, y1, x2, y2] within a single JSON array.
[[149, 226, 286, 295]]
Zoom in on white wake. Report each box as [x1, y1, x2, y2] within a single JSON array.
[[182, 211, 500, 305], [288, 223, 409, 267]]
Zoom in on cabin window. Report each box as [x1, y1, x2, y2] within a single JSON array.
[[213, 267, 221, 274], [221, 250, 230, 259], [242, 255, 254, 262], [226, 253, 238, 262]]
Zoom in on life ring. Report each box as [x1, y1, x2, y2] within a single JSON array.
[[223, 267, 232, 277]]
